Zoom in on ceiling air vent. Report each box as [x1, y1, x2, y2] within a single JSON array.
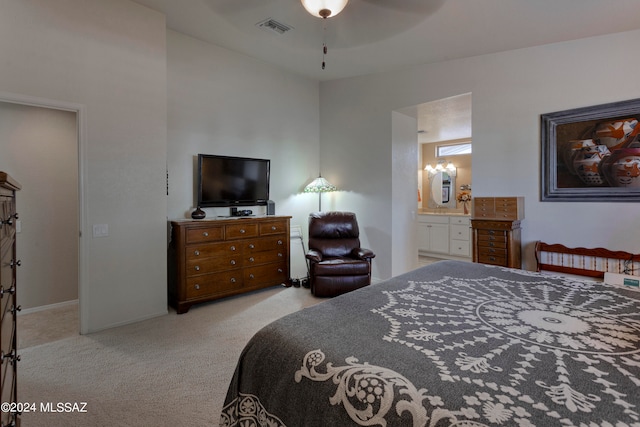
[[256, 18, 293, 35]]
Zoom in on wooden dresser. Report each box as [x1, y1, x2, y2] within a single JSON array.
[[168, 216, 291, 314], [471, 197, 524, 268], [0, 172, 20, 427]]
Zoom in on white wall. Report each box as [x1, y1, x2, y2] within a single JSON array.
[[391, 111, 419, 276], [166, 31, 320, 236], [0, 103, 78, 308], [321, 29, 640, 277], [0, 0, 168, 332]]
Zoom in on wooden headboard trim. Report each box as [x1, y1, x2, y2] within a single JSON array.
[[534, 241, 640, 279]]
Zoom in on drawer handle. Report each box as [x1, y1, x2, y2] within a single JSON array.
[[0, 286, 16, 297], [1, 350, 20, 365], [249, 257, 255, 262], [489, 257, 496, 261], [231, 278, 236, 283], [194, 284, 200, 290], [230, 260, 236, 265], [194, 250, 200, 256], [488, 230, 495, 235], [249, 274, 254, 279], [194, 266, 200, 271], [240, 229, 246, 234], [249, 244, 255, 249], [489, 243, 494, 247], [230, 246, 236, 251], [278, 253, 283, 257], [1, 213, 18, 225], [277, 240, 283, 245], [203, 231, 209, 237], [271, 226, 277, 230], [277, 268, 283, 273]]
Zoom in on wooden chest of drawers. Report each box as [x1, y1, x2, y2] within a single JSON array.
[[473, 197, 524, 220], [168, 216, 291, 314], [0, 172, 20, 427], [471, 197, 524, 269]]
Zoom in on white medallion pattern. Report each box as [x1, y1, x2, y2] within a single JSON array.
[[353, 271, 640, 426]]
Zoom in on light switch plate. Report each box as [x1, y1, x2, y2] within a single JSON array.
[[93, 224, 109, 237]]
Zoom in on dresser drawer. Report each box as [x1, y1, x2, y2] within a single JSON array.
[[477, 229, 507, 240], [186, 255, 242, 276], [473, 197, 524, 220], [225, 223, 258, 239], [494, 199, 520, 220], [244, 261, 288, 286], [260, 220, 288, 236], [185, 241, 241, 260], [478, 252, 508, 266], [1, 360, 15, 422], [245, 249, 286, 266], [186, 226, 224, 244], [473, 198, 495, 218], [245, 236, 287, 253], [477, 239, 507, 250], [1, 301, 15, 358], [186, 271, 243, 299]]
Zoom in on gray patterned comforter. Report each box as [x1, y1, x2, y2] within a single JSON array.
[[220, 260, 640, 427]]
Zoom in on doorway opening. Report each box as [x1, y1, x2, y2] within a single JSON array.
[[0, 92, 86, 343], [412, 93, 473, 264]]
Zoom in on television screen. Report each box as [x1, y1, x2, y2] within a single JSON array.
[[197, 154, 270, 207]]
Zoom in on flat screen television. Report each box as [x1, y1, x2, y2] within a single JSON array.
[[197, 154, 270, 207]]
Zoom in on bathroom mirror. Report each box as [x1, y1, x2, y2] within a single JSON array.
[[428, 171, 456, 208]]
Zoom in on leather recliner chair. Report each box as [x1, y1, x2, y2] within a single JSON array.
[[305, 211, 375, 297]]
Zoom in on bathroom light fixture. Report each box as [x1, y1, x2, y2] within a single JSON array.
[[425, 160, 456, 176], [303, 175, 338, 211]]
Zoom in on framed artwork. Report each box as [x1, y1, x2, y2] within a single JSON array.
[[541, 98, 640, 201]]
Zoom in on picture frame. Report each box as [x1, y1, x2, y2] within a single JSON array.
[[541, 98, 640, 202]]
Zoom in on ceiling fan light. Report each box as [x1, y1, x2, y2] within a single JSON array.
[[301, 0, 349, 18]]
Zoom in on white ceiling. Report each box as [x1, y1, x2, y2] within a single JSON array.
[[131, 0, 640, 143], [132, 0, 640, 82]]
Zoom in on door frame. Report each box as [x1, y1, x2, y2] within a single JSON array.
[[0, 91, 87, 334]]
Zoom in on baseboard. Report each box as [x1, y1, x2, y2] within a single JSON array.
[[84, 309, 169, 334], [19, 299, 78, 315]]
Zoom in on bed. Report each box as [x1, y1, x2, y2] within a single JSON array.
[[220, 259, 640, 427]]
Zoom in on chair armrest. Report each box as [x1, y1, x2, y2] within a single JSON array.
[[352, 248, 376, 260], [306, 249, 323, 263]]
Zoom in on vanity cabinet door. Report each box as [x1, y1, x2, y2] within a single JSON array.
[[417, 216, 449, 254]]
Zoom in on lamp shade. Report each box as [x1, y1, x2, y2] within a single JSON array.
[[301, 0, 349, 18], [303, 176, 338, 193]]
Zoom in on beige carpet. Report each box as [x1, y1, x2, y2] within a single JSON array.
[[17, 286, 320, 427]]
